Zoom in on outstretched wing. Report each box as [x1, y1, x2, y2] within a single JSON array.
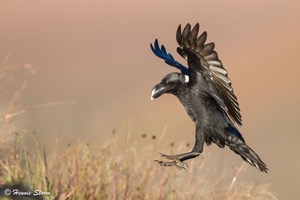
[[176, 23, 242, 126], [150, 39, 189, 75]]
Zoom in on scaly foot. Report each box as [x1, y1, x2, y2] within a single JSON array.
[[154, 153, 188, 170]]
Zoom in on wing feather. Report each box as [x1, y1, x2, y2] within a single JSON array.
[[196, 31, 207, 52], [181, 24, 191, 48], [202, 43, 215, 56], [150, 39, 189, 75], [176, 23, 242, 125]]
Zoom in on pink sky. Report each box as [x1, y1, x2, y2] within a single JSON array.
[[0, 1, 299, 198]]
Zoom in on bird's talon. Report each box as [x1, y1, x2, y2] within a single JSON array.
[[154, 158, 188, 171]]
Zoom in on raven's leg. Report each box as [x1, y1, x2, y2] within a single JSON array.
[[154, 127, 204, 170]]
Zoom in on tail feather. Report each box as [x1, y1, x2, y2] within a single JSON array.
[[226, 135, 268, 173]]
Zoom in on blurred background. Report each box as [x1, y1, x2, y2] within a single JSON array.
[[0, 0, 299, 199]]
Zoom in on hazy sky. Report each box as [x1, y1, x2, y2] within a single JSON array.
[[0, 1, 299, 199]]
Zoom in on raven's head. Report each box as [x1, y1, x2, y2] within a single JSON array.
[[151, 72, 187, 100]]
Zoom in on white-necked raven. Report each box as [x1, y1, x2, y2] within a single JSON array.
[[150, 23, 268, 172]]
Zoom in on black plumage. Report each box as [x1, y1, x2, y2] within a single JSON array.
[[151, 23, 268, 172]]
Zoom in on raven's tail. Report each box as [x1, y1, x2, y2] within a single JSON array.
[[225, 135, 268, 173]]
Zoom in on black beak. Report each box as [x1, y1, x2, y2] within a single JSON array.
[[151, 83, 166, 100]]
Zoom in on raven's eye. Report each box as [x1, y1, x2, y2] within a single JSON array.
[[163, 78, 170, 84], [165, 79, 173, 84]]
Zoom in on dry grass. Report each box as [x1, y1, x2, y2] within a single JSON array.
[[0, 128, 278, 200]]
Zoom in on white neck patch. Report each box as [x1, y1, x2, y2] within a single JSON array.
[[184, 75, 189, 83]]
